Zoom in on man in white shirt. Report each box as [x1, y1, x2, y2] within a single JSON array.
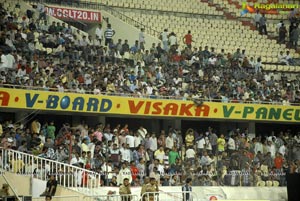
[[254, 139, 263, 154], [185, 146, 196, 164], [5, 51, 15, 70], [278, 143, 287, 158], [253, 10, 262, 30], [197, 135, 205, 157], [149, 133, 157, 152], [267, 141, 276, 159], [208, 55, 217, 66], [165, 132, 174, 150], [139, 28, 145, 51], [95, 24, 103, 44], [70, 152, 84, 165], [134, 132, 142, 148], [0, 51, 8, 72], [168, 32, 177, 47], [161, 29, 169, 51], [137, 126, 147, 140], [101, 160, 113, 184], [120, 144, 131, 163], [278, 51, 289, 65], [227, 136, 236, 154], [118, 162, 132, 185], [126, 133, 135, 150]]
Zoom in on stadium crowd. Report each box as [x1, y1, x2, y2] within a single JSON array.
[[0, 0, 300, 190], [0, 2, 300, 105], [0, 119, 300, 188]]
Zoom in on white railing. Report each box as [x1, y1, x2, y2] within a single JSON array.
[[0, 148, 103, 190], [141, 191, 199, 201], [32, 195, 80, 201], [83, 194, 139, 201]]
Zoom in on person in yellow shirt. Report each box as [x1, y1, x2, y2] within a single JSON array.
[[154, 146, 165, 164], [217, 134, 226, 154], [185, 129, 194, 147], [10, 155, 25, 173], [0, 123, 3, 137]]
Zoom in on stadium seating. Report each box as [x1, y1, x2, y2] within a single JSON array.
[[124, 11, 298, 61]]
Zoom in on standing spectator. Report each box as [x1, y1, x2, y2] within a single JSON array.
[[139, 28, 145, 51], [40, 174, 58, 197], [160, 29, 169, 51], [37, 0, 46, 22], [290, 24, 300, 50], [209, 131, 218, 156], [217, 134, 226, 154], [183, 30, 193, 49], [118, 163, 132, 185], [47, 121, 56, 141], [185, 129, 194, 147], [165, 132, 174, 150], [278, 24, 287, 44], [104, 24, 115, 46], [169, 147, 180, 166], [182, 178, 192, 201], [95, 24, 103, 45], [259, 14, 267, 35], [227, 135, 236, 154], [253, 10, 262, 30], [168, 32, 177, 49]]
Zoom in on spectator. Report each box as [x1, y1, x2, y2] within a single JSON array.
[[0, 184, 10, 196], [104, 24, 115, 46], [278, 23, 287, 44], [119, 178, 132, 201], [253, 10, 261, 30], [40, 174, 58, 197], [259, 14, 267, 35], [139, 28, 145, 51]]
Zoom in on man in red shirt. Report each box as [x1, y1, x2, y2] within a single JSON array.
[[183, 30, 193, 48], [274, 152, 284, 169], [130, 161, 139, 184]]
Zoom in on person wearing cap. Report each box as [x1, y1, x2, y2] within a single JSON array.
[[0, 184, 10, 196]]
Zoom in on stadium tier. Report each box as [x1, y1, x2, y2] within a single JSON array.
[[0, 0, 299, 200]]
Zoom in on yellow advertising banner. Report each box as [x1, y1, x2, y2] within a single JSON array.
[[0, 88, 299, 122]]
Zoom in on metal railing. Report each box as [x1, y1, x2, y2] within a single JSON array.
[[83, 194, 139, 201], [32, 195, 80, 201], [0, 148, 103, 190], [141, 191, 199, 201]]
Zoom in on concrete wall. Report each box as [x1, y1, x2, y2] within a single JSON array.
[[0, 172, 31, 196]]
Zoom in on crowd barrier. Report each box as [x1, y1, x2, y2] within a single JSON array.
[[141, 191, 199, 201], [83, 194, 139, 201], [0, 148, 103, 189], [32, 195, 80, 201]]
